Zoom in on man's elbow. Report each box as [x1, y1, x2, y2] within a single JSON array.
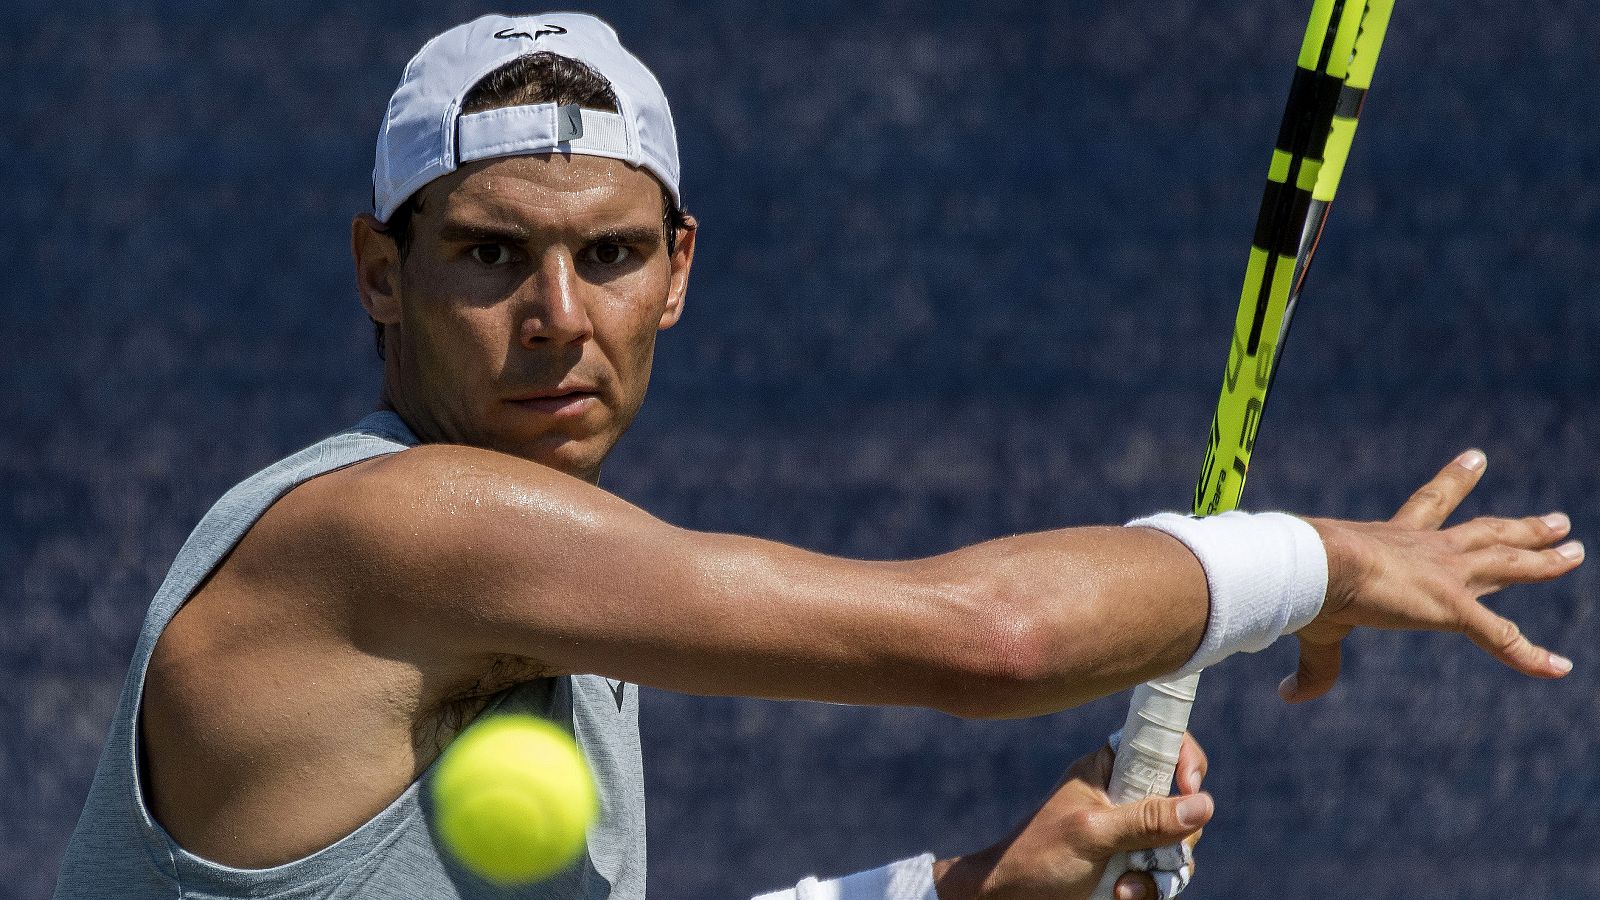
[[925, 576, 1077, 720]]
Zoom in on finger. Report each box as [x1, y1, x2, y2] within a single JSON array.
[[1460, 602, 1573, 679], [1080, 793, 1213, 856], [1115, 871, 1159, 900], [1467, 541, 1585, 591], [1174, 732, 1208, 794], [1279, 636, 1342, 703], [1450, 512, 1572, 552], [1390, 450, 1487, 530], [1083, 742, 1117, 789]]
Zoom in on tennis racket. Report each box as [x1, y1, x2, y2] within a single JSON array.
[[1091, 2, 1395, 896]]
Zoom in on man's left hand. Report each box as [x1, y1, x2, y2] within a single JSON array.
[[933, 733, 1210, 900]]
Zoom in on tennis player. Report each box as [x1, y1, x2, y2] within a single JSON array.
[[55, 13, 1582, 900]]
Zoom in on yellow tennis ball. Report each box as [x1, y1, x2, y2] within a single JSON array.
[[431, 714, 599, 884]]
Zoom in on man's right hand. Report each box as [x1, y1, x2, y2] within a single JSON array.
[[1286, 449, 1582, 702]]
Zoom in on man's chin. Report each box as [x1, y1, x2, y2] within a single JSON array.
[[487, 431, 607, 483]]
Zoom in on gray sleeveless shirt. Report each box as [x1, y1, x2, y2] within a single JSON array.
[[54, 412, 646, 899]]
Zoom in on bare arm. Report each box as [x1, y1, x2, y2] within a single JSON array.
[[272, 441, 1203, 714], [273, 444, 1577, 720], [281, 443, 1208, 719]]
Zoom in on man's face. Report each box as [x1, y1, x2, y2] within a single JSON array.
[[356, 153, 694, 483]]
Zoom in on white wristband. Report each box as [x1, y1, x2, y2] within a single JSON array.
[[1127, 511, 1327, 673], [751, 854, 938, 900]]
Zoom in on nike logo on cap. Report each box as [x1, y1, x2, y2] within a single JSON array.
[[558, 105, 584, 141]]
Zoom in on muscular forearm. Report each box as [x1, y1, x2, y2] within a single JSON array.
[[631, 523, 1213, 720], [638, 521, 1215, 719], [918, 524, 1210, 717]]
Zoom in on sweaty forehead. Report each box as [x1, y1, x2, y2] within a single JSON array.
[[420, 153, 664, 233]]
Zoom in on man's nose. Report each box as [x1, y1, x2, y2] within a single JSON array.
[[517, 249, 593, 347]]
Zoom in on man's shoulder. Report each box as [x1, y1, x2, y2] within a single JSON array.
[[243, 440, 581, 602], [161, 415, 426, 619]]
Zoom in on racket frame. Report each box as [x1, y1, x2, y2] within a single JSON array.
[[1090, 2, 1395, 895]]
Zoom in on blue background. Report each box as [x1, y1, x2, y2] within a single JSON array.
[[3, 1, 1597, 897]]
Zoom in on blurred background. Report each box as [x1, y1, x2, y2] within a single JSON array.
[[3, 1, 1597, 897]]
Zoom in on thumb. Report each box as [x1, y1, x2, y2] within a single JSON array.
[[1280, 634, 1342, 703], [1083, 792, 1213, 855]]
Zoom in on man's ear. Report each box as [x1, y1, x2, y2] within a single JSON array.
[[659, 213, 697, 331], [352, 213, 403, 328]]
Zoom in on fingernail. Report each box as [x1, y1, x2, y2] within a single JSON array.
[[1457, 449, 1487, 471], [1118, 881, 1150, 900], [1551, 653, 1574, 674], [1277, 674, 1298, 698], [1557, 541, 1585, 561], [1177, 793, 1212, 828], [1187, 766, 1203, 787], [1543, 512, 1571, 532]]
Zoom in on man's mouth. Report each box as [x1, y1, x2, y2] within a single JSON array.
[[507, 386, 601, 418]]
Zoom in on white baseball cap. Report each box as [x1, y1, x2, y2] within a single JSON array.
[[372, 12, 680, 223]]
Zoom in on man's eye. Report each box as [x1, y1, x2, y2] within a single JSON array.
[[470, 244, 514, 266], [583, 243, 629, 266]]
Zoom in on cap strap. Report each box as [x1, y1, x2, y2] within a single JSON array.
[[457, 103, 630, 164]]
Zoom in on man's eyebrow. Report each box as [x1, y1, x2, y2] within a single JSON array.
[[588, 225, 667, 246], [435, 221, 535, 245]]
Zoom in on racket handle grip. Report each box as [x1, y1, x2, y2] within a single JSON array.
[[1089, 671, 1202, 900]]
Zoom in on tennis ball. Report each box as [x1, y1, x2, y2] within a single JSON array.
[[431, 714, 599, 884]]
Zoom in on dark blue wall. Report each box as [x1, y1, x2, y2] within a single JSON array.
[[4, 2, 1597, 898]]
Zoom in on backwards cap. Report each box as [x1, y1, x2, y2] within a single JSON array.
[[372, 12, 680, 222]]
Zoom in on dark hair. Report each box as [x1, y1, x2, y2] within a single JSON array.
[[373, 52, 691, 356]]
